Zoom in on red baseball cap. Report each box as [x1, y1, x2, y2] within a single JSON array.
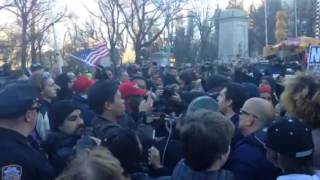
[[119, 81, 146, 99], [73, 75, 95, 93]]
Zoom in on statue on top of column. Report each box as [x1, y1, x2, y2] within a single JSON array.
[[226, 0, 244, 9]]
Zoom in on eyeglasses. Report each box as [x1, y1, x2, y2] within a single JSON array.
[[240, 109, 258, 118], [29, 99, 41, 112]]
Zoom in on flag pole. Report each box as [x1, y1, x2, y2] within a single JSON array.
[[49, 0, 62, 74]]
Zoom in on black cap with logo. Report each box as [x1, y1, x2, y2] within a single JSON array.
[[266, 117, 314, 159]]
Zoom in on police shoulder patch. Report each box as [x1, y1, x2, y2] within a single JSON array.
[[2, 165, 22, 180]]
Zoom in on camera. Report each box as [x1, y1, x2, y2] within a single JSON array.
[[201, 63, 213, 72], [163, 84, 176, 99], [145, 112, 166, 124]]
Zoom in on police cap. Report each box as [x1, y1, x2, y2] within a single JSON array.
[[0, 81, 38, 118]]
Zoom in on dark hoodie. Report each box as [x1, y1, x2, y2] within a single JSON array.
[[224, 133, 281, 180], [172, 160, 234, 180], [44, 132, 79, 174], [45, 131, 97, 174]]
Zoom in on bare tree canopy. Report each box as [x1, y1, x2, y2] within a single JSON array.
[[85, 0, 126, 66], [118, 0, 184, 63], [2, 0, 66, 68]]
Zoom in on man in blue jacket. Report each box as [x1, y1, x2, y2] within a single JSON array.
[[225, 97, 281, 180]]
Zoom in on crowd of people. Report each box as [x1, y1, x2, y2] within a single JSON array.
[[0, 61, 320, 180]]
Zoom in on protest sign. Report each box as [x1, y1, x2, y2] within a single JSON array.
[[307, 46, 320, 73]]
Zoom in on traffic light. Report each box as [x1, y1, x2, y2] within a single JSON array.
[[248, 18, 254, 30], [170, 54, 176, 64]]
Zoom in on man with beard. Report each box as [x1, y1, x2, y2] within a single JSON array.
[[45, 100, 97, 174]]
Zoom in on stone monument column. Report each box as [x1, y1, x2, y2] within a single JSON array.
[[218, 8, 249, 63]]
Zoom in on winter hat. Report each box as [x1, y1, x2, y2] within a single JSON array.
[[30, 63, 43, 72], [48, 100, 80, 131], [242, 82, 260, 98], [186, 96, 219, 115]]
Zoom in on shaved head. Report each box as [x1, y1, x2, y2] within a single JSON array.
[[242, 97, 275, 126]]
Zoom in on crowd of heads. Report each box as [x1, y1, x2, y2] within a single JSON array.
[[0, 61, 320, 180]]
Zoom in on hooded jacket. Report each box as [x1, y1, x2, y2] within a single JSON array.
[[172, 160, 234, 180], [44, 132, 79, 173]]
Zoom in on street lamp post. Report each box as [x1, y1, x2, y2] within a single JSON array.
[[264, 0, 268, 46], [294, 0, 298, 37], [48, 0, 61, 73]]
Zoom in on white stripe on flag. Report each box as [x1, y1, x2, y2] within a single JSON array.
[[90, 51, 109, 65], [88, 49, 109, 64], [70, 54, 97, 67], [85, 43, 106, 58], [85, 46, 107, 62]]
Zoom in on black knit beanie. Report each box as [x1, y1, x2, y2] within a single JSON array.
[[48, 100, 79, 131]]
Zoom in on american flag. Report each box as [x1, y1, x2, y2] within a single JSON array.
[[70, 43, 109, 66]]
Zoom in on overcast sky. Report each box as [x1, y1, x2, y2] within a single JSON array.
[[59, 0, 261, 20], [0, 0, 261, 25], [0, 0, 261, 47]]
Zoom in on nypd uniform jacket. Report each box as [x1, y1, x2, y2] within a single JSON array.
[[0, 127, 56, 180]]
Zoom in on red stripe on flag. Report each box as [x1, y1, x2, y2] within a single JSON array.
[[88, 50, 109, 65], [85, 43, 107, 60]]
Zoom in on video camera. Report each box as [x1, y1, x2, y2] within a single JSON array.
[[144, 112, 177, 129], [163, 84, 176, 99]]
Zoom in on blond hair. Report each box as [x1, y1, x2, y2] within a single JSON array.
[[56, 147, 126, 180], [281, 72, 320, 128]]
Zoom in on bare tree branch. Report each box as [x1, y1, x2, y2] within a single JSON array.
[[116, 0, 184, 62]]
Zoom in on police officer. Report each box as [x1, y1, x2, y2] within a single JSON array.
[[0, 81, 55, 180]]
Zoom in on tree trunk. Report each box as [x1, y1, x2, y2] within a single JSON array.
[[110, 45, 116, 65], [110, 45, 117, 75], [135, 44, 142, 64], [31, 39, 37, 64], [38, 39, 42, 63], [21, 17, 28, 69]]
